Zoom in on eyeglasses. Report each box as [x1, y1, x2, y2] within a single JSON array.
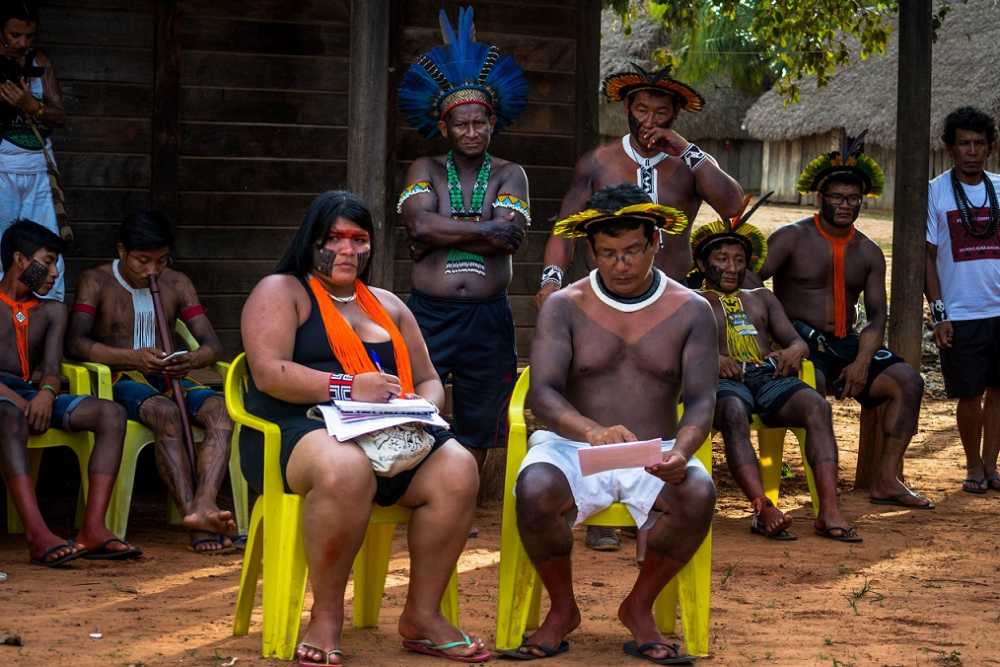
[[823, 193, 863, 207], [595, 244, 648, 265]]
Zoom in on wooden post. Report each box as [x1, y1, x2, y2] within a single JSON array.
[[857, 2, 932, 489], [151, 0, 179, 219], [347, 0, 394, 290], [574, 0, 601, 158]]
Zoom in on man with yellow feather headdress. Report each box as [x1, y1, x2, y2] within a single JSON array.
[[693, 194, 860, 542]]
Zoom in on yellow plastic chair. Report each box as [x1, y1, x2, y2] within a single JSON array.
[[65, 320, 247, 539], [6, 363, 95, 534], [495, 367, 714, 657], [226, 353, 459, 660], [747, 360, 819, 515]]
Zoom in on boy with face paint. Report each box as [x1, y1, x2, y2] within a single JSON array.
[[692, 209, 862, 542], [759, 133, 933, 511], [0, 219, 140, 566], [0, 2, 69, 301], [66, 210, 238, 553]]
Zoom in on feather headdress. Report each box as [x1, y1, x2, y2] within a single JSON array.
[[691, 191, 772, 273], [553, 203, 688, 239], [797, 128, 885, 197], [398, 6, 527, 139], [602, 62, 704, 112]]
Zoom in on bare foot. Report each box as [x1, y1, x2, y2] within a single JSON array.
[[399, 608, 486, 659], [507, 602, 581, 658], [27, 530, 83, 564], [181, 503, 236, 536], [619, 594, 684, 662], [296, 608, 343, 665]]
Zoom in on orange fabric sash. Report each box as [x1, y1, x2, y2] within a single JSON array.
[[0, 291, 40, 380], [812, 214, 855, 337], [306, 276, 415, 394]]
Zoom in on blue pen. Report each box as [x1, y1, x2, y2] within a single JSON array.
[[369, 349, 385, 373]]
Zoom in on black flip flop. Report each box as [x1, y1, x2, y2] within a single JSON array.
[[623, 640, 694, 665], [814, 525, 863, 543], [500, 639, 569, 660], [962, 478, 987, 494], [81, 538, 143, 560], [870, 494, 935, 510], [750, 516, 797, 541], [30, 541, 83, 568]]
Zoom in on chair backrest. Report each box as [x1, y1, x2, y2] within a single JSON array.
[[225, 353, 249, 419]]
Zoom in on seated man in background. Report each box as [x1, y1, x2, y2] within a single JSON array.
[[1, 219, 139, 565], [692, 200, 860, 542], [759, 134, 932, 510], [510, 184, 716, 663], [66, 210, 237, 553]]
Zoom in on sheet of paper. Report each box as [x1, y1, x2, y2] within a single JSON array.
[[577, 439, 663, 476], [311, 404, 449, 441], [334, 397, 437, 415]]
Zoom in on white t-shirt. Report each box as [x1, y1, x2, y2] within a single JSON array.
[[0, 60, 50, 174], [926, 168, 1000, 321]]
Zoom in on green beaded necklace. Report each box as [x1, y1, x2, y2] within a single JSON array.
[[444, 151, 492, 276]]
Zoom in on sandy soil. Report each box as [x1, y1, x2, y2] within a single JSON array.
[[2, 204, 987, 666]]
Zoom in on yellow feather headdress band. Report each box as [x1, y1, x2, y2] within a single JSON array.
[[690, 192, 772, 273], [552, 203, 689, 240]]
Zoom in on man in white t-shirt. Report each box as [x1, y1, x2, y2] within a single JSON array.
[[0, 3, 67, 300], [925, 106, 1000, 495]]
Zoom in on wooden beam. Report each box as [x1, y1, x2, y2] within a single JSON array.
[[574, 0, 601, 157], [151, 0, 179, 219], [347, 0, 394, 289], [887, 1, 932, 366]]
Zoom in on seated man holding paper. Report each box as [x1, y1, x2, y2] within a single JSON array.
[[510, 184, 717, 663], [240, 190, 488, 665], [691, 197, 861, 542]]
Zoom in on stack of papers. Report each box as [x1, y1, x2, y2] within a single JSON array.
[[309, 397, 449, 440]]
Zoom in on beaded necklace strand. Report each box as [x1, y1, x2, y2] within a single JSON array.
[[950, 169, 1000, 240], [444, 151, 492, 276]]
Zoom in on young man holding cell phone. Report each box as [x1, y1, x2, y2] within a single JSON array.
[[66, 210, 238, 554]]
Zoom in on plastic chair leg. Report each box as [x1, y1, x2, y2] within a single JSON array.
[[105, 432, 154, 540], [229, 427, 249, 535], [233, 499, 264, 636], [653, 578, 679, 635], [495, 519, 542, 650], [757, 427, 787, 508], [439, 569, 460, 626], [791, 428, 820, 517], [262, 496, 309, 660], [352, 521, 397, 628], [676, 527, 712, 657]]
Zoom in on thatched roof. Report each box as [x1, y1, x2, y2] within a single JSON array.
[[743, 0, 1000, 147], [599, 8, 757, 140]]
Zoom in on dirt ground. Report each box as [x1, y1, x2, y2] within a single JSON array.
[[3, 205, 993, 666]]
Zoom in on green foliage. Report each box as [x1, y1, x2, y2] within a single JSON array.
[[606, 1, 963, 102]]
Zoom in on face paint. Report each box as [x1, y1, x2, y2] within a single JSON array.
[[313, 246, 335, 276], [701, 261, 726, 290], [355, 249, 370, 276], [18, 260, 48, 291]]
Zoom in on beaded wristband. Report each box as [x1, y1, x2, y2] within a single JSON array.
[[328, 373, 354, 402], [930, 299, 949, 325], [680, 143, 708, 171], [40, 383, 57, 396], [540, 264, 564, 289]]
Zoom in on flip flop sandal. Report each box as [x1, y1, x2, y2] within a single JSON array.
[[402, 631, 491, 663], [986, 476, 1000, 492], [750, 515, 797, 541], [30, 540, 83, 568], [814, 525, 863, 543], [189, 535, 236, 554], [870, 494, 935, 510], [296, 642, 343, 666], [500, 639, 569, 660], [81, 538, 143, 560], [623, 640, 695, 665], [962, 478, 988, 494]]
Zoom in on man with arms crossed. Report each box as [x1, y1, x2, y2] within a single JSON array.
[[692, 205, 860, 542], [397, 8, 530, 492], [759, 134, 932, 509], [66, 210, 237, 552], [507, 184, 716, 663], [925, 107, 1000, 494], [1, 219, 139, 565]]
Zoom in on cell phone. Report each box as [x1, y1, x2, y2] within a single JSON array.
[[162, 349, 189, 362]]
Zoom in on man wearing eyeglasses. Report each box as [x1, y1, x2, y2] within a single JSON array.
[[756, 139, 933, 511]]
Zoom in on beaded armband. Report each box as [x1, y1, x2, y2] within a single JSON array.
[[396, 181, 433, 213], [328, 373, 354, 402], [492, 193, 532, 225], [540, 264, 564, 289], [680, 143, 713, 172], [930, 299, 949, 325]]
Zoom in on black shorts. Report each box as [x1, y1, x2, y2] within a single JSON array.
[[940, 316, 1000, 398], [716, 361, 812, 424], [794, 321, 904, 408], [408, 290, 517, 449]]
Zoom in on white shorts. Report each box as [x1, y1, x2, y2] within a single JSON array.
[[515, 430, 707, 529]]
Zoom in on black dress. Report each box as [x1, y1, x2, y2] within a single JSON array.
[[239, 278, 452, 505]]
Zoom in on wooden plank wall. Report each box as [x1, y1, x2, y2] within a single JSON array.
[[391, 0, 582, 358]]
